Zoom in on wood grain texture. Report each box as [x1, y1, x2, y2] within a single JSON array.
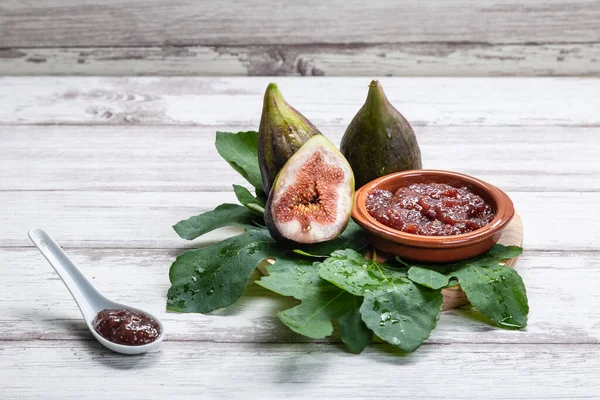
[[1, 125, 598, 192], [1, 1, 598, 76], [1, 77, 599, 126], [2, 43, 600, 77], [0, 76, 598, 398], [2, 341, 600, 399], [2, 0, 599, 47], [3, 248, 599, 344], [0, 190, 597, 250]]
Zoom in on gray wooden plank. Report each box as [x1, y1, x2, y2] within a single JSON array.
[[2, 43, 600, 77], [1, 248, 598, 345], [1, 0, 599, 47], [0, 190, 598, 250], [1, 341, 599, 399], [0, 74, 595, 398], [1, 77, 599, 126], [1, 125, 598, 192]]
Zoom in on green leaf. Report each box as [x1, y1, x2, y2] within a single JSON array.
[[453, 263, 528, 330], [319, 249, 442, 352], [257, 260, 348, 338], [233, 184, 265, 216], [173, 203, 263, 240], [256, 258, 319, 301], [407, 266, 450, 290], [338, 297, 373, 354], [256, 258, 371, 352], [360, 285, 442, 352], [278, 291, 355, 339], [167, 230, 276, 313], [487, 244, 524, 260], [319, 249, 401, 295], [405, 244, 528, 329], [215, 131, 264, 194], [255, 188, 268, 205], [294, 220, 368, 257]]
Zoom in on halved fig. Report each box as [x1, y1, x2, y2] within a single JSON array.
[[265, 135, 355, 244]]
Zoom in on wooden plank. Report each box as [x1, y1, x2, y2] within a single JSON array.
[[0, 190, 597, 250], [1, 1, 599, 47], [1, 341, 599, 399], [2, 248, 597, 345], [0, 191, 237, 249], [1, 125, 597, 192], [0, 77, 599, 126], [2, 43, 600, 77]]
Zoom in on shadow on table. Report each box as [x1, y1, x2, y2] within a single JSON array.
[[8, 307, 159, 370], [52, 318, 160, 370], [256, 341, 422, 381], [445, 307, 498, 332]]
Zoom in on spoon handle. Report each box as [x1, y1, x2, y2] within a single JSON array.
[[28, 228, 105, 320]]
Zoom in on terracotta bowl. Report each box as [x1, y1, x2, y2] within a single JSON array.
[[352, 170, 515, 263]]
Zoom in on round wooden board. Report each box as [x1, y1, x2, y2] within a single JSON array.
[[257, 213, 523, 311]]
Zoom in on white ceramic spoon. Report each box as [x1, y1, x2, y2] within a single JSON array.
[[28, 228, 165, 355]]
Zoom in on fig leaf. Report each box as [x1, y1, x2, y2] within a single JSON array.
[[406, 245, 528, 329], [256, 258, 371, 354], [292, 220, 367, 257], [216, 131, 265, 196], [233, 184, 265, 216], [338, 296, 373, 354], [167, 230, 276, 313], [173, 203, 263, 240], [319, 249, 443, 352]]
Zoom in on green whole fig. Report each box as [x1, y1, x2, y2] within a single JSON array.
[[258, 83, 321, 194], [341, 80, 422, 188]]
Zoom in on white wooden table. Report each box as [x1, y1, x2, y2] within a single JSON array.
[[1, 77, 599, 399]]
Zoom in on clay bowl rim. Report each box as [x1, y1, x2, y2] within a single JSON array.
[[352, 169, 515, 249]]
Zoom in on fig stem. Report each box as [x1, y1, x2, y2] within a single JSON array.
[[364, 81, 388, 116]]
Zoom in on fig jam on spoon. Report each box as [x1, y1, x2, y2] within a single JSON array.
[[93, 309, 161, 346], [28, 228, 164, 354]]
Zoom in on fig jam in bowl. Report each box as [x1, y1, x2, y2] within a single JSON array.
[[352, 170, 515, 263]]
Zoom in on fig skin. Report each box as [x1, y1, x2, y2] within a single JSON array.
[[265, 135, 355, 244], [258, 83, 321, 194], [341, 80, 422, 189]]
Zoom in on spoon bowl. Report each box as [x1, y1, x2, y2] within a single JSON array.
[[28, 228, 165, 355], [86, 302, 165, 355]]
